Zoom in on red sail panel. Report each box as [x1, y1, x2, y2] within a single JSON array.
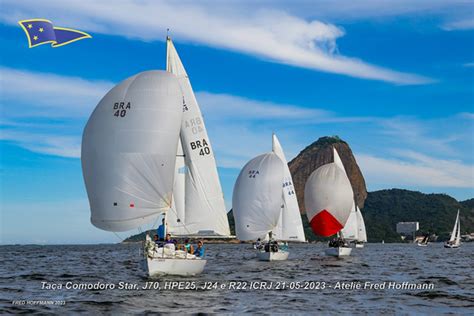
[[309, 209, 343, 237]]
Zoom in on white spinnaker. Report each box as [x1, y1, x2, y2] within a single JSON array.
[[271, 134, 306, 242], [304, 147, 354, 237], [356, 206, 367, 242], [341, 201, 358, 241], [82, 71, 183, 232], [167, 37, 230, 236], [233, 153, 285, 241], [167, 138, 188, 235]]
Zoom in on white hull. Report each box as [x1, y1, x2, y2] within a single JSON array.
[[355, 243, 364, 248], [257, 251, 289, 261], [325, 247, 352, 257], [417, 243, 429, 247], [143, 257, 206, 276], [444, 243, 460, 249]]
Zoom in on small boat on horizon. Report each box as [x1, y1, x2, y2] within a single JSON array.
[[444, 210, 461, 249]]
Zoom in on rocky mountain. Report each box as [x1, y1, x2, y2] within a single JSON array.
[[288, 136, 367, 211]]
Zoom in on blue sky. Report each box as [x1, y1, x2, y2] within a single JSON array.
[[0, 0, 473, 244]]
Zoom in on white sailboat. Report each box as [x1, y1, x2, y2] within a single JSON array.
[[82, 37, 230, 277], [233, 134, 305, 261], [355, 206, 367, 248], [341, 201, 367, 248], [304, 148, 354, 257], [444, 210, 461, 248]]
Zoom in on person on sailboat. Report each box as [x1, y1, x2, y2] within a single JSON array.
[[183, 239, 194, 254], [164, 234, 176, 245], [194, 240, 205, 257], [157, 218, 166, 241], [254, 238, 263, 250], [153, 235, 160, 245]]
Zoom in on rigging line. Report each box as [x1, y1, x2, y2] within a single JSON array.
[[112, 231, 123, 242]]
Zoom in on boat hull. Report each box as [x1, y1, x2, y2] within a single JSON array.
[[355, 243, 364, 249], [444, 243, 460, 248], [325, 247, 352, 257], [143, 257, 206, 276], [417, 243, 429, 247], [257, 251, 289, 261]]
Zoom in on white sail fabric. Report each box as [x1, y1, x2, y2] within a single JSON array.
[[341, 201, 358, 241], [167, 138, 189, 235], [356, 206, 367, 242], [271, 134, 306, 242], [82, 71, 183, 232], [450, 210, 460, 242], [166, 37, 230, 236], [304, 148, 354, 237], [233, 153, 285, 241], [456, 213, 461, 244]]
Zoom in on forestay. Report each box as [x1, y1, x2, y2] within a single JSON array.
[[82, 71, 183, 232], [166, 37, 230, 236], [271, 134, 306, 242], [233, 153, 285, 241]]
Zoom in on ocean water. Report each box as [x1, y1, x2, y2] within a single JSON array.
[[1, 242, 473, 314]]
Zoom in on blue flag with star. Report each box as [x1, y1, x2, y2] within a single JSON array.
[[19, 19, 91, 48]]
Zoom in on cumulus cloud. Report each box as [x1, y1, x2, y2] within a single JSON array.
[[0, 0, 432, 84]]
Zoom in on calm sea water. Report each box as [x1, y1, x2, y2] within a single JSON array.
[[1, 243, 473, 314]]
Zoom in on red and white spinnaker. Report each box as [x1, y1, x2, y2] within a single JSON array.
[[304, 148, 353, 237]]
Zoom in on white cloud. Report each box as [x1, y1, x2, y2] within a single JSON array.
[[0, 67, 113, 117], [0, 130, 80, 158], [442, 18, 474, 31], [358, 152, 474, 188], [0, 0, 433, 84]]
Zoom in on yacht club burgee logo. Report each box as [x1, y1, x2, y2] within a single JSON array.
[[18, 19, 91, 48]]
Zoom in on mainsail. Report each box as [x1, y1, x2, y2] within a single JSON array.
[[341, 201, 358, 240], [233, 153, 285, 241], [449, 210, 460, 243], [271, 134, 306, 242], [304, 148, 354, 237], [81, 71, 183, 232], [166, 37, 230, 236], [355, 206, 367, 242]]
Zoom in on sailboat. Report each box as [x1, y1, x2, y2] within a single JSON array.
[[304, 148, 354, 257], [233, 134, 305, 261], [341, 201, 367, 248], [82, 37, 230, 276], [417, 234, 430, 247], [444, 210, 461, 248]]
